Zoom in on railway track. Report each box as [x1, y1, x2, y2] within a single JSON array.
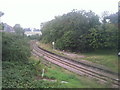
[[31, 41, 120, 87]]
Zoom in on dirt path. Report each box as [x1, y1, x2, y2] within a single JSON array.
[[56, 50, 85, 58]]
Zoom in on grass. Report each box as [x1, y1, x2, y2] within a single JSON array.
[[31, 56, 112, 88], [82, 50, 118, 72], [2, 55, 113, 88], [37, 42, 118, 73], [2, 59, 63, 88], [42, 61, 112, 88]]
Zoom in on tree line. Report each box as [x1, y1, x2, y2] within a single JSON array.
[[40, 10, 118, 52]]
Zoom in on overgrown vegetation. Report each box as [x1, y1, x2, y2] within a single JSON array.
[[28, 34, 41, 40], [2, 55, 112, 88], [0, 23, 4, 30], [2, 58, 60, 88], [2, 32, 116, 88], [2, 32, 64, 88], [2, 32, 30, 87], [2, 32, 30, 61], [2, 9, 119, 88], [40, 10, 118, 52]]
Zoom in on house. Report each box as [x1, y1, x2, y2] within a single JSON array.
[[24, 28, 42, 36]]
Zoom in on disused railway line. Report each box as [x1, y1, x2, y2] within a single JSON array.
[[31, 41, 119, 87]]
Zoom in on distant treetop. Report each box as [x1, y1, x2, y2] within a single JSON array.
[[0, 11, 4, 17]]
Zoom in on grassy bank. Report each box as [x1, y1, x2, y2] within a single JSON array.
[[2, 59, 62, 88], [37, 42, 118, 72], [2, 56, 112, 88], [82, 50, 118, 72]]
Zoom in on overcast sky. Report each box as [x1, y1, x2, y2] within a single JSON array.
[[0, 0, 119, 29]]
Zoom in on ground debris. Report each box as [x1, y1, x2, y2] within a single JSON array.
[[61, 81, 68, 83]]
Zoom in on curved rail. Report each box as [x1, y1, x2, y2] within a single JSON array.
[[31, 41, 120, 87]]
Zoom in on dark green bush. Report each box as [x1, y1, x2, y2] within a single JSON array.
[[2, 32, 31, 61], [28, 34, 40, 40]]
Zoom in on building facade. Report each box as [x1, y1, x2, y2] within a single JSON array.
[[24, 28, 42, 36]]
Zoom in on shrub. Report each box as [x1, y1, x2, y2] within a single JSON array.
[[2, 32, 30, 61]]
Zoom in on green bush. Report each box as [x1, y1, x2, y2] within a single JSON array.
[[2, 32, 31, 61], [55, 31, 77, 51], [0, 23, 4, 30], [28, 34, 40, 40]]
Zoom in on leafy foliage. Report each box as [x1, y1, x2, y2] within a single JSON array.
[[13, 24, 24, 36], [28, 34, 41, 40], [41, 10, 118, 52], [0, 23, 4, 30], [2, 59, 64, 88], [2, 58, 111, 88], [2, 32, 30, 61]]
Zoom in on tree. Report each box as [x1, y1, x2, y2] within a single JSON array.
[[0, 11, 4, 17], [40, 10, 118, 52], [41, 10, 100, 52], [101, 11, 110, 24], [13, 24, 24, 36]]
